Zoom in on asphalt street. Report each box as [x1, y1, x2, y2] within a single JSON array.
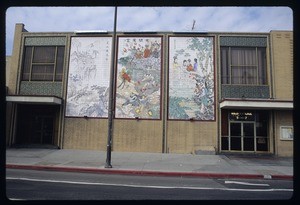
[[6, 169, 294, 200]]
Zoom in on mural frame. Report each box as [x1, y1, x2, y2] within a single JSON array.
[[65, 36, 112, 118], [167, 35, 216, 121], [114, 35, 163, 120]]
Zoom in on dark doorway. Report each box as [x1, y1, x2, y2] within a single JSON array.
[[16, 104, 59, 146]]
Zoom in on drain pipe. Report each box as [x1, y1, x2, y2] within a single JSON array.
[[269, 33, 276, 155]]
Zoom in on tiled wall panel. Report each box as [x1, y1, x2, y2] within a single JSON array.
[[19, 81, 62, 97], [221, 85, 270, 99]]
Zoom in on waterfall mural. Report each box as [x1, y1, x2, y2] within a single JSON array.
[[168, 36, 215, 120]]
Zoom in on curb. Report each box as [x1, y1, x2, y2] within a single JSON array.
[[6, 164, 293, 180]]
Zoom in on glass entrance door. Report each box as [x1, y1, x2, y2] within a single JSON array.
[[229, 122, 255, 151], [230, 122, 241, 150], [243, 123, 255, 151]]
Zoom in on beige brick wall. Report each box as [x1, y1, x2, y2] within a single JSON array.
[[275, 110, 293, 157], [63, 118, 163, 152], [270, 31, 293, 157], [6, 56, 11, 87], [271, 31, 293, 100], [167, 121, 217, 154], [113, 119, 163, 153], [63, 118, 218, 154], [63, 118, 108, 150], [6, 57, 12, 145], [7, 24, 25, 95], [6, 24, 25, 145]]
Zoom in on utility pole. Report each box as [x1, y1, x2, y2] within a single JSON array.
[[105, 6, 117, 168], [192, 19, 196, 31]]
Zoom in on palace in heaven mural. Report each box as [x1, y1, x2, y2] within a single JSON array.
[[66, 37, 112, 117], [115, 37, 162, 119], [168, 37, 215, 120]]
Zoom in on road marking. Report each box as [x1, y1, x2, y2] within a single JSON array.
[[6, 177, 293, 192], [225, 180, 270, 187], [8, 198, 24, 201]]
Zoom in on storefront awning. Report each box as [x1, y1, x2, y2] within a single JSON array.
[[220, 99, 293, 110], [6, 95, 62, 105]]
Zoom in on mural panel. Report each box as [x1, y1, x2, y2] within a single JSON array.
[[168, 37, 215, 120], [115, 36, 162, 119], [66, 37, 112, 117]]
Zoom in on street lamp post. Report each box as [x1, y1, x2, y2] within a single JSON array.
[[105, 6, 117, 168]]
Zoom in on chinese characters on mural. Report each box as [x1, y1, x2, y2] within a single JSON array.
[[115, 37, 162, 119], [169, 37, 215, 120], [66, 37, 112, 117]]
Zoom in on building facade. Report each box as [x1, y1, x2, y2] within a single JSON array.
[[6, 24, 293, 156]]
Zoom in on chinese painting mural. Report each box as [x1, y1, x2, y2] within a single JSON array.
[[168, 37, 215, 120], [66, 37, 112, 117], [115, 37, 162, 119]]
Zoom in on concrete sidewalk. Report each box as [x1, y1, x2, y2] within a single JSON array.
[[5, 148, 293, 180]]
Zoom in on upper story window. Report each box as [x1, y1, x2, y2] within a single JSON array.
[[221, 47, 267, 85], [21, 46, 65, 81]]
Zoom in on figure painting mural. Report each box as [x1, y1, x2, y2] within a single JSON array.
[[169, 37, 215, 120], [66, 37, 112, 117], [115, 37, 162, 119]]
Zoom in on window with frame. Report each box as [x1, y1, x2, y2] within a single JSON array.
[[221, 47, 267, 85], [22, 46, 65, 81]]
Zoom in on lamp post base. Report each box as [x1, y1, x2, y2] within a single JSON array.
[[105, 164, 112, 168]]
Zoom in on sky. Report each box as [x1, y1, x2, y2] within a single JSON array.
[[5, 6, 293, 55]]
